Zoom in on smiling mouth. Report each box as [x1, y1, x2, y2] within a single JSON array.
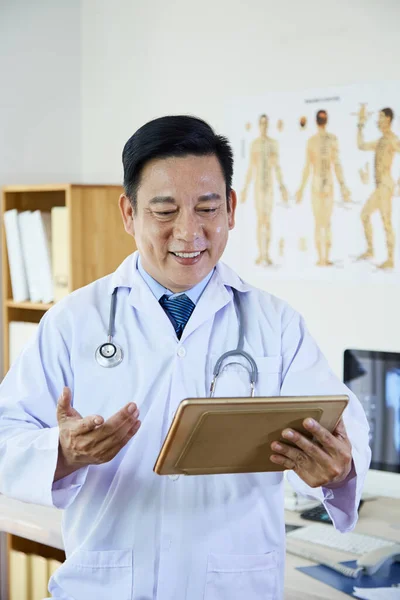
[[171, 250, 205, 258]]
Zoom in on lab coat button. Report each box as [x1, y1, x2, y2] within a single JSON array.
[[168, 474, 180, 481], [177, 346, 186, 358]]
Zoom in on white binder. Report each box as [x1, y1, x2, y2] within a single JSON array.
[[31, 210, 53, 303], [3, 209, 29, 302], [9, 321, 39, 365], [18, 211, 42, 302], [51, 206, 69, 301]]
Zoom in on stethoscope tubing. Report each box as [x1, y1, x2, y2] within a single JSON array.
[[95, 288, 258, 394]]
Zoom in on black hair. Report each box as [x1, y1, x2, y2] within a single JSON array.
[[381, 108, 394, 122], [316, 110, 328, 126], [122, 115, 234, 211]]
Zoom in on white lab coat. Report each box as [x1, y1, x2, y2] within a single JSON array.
[[0, 252, 371, 600]]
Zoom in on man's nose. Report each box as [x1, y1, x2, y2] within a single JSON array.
[[174, 211, 201, 241]]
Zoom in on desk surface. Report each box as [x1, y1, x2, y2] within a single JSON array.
[[0, 495, 398, 599], [0, 494, 63, 550], [284, 497, 400, 599]]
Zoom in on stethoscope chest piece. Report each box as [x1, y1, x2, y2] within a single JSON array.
[[95, 342, 123, 368], [96, 288, 123, 368]]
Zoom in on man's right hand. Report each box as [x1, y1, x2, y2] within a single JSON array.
[[54, 387, 141, 481]]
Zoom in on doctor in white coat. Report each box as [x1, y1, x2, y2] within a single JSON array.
[[0, 115, 370, 600]]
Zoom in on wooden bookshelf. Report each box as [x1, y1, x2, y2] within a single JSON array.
[[1, 183, 135, 372], [0, 183, 136, 599]]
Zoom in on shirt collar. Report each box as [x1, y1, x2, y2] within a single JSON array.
[[137, 255, 213, 305]]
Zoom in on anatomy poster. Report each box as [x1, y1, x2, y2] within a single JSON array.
[[223, 81, 400, 282]]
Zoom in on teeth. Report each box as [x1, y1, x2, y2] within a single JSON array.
[[174, 251, 201, 258]]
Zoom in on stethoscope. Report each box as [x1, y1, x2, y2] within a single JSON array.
[[95, 287, 258, 397]]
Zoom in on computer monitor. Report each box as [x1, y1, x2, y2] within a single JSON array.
[[344, 349, 400, 474]]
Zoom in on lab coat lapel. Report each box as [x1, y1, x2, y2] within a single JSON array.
[[180, 261, 253, 341], [128, 272, 175, 333], [179, 270, 231, 341], [108, 252, 252, 338], [110, 254, 174, 334]]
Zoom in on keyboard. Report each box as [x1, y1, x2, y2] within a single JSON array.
[[300, 504, 333, 524], [287, 523, 396, 555]]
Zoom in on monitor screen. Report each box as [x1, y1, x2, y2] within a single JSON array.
[[344, 349, 400, 474]]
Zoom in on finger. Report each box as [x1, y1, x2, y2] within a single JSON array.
[[57, 387, 78, 421], [113, 412, 140, 444], [270, 454, 295, 470], [332, 417, 348, 440], [104, 403, 138, 430], [97, 408, 140, 445], [278, 429, 331, 462], [102, 420, 141, 462], [121, 420, 141, 446], [300, 419, 339, 454], [72, 414, 105, 435], [271, 439, 328, 466]]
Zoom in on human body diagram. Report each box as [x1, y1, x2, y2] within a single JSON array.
[[296, 110, 351, 266], [241, 115, 288, 266], [240, 105, 399, 272], [356, 105, 400, 270]]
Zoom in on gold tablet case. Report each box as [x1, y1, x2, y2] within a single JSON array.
[[154, 395, 349, 475]]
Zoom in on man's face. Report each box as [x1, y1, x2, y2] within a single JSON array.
[[378, 111, 391, 132], [259, 116, 268, 136], [120, 154, 236, 293]]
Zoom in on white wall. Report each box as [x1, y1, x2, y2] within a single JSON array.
[[81, 0, 400, 496], [0, 0, 82, 375], [81, 0, 400, 375], [0, 0, 82, 184]]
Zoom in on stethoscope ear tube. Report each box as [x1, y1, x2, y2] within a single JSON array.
[[210, 349, 258, 397], [210, 289, 257, 397], [96, 286, 258, 398]]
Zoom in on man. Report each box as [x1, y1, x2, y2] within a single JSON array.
[[241, 114, 288, 266], [357, 105, 400, 269], [0, 116, 370, 600], [296, 110, 351, 266]]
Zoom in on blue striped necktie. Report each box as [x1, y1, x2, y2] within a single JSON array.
[[159, 294, 195, 339]]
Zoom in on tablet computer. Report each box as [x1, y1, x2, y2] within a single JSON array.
[[153, 395, 348, 476]]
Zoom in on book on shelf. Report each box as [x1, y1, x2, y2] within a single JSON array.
[[31, 210, 53, 303], [18, 211, 43, 303], [4, 207, 68, 304], [30, 554, 49, 600], [9, 552, 59, 600], [51, 206, 69, 302], [9, 549, 29, 600], [19, 210, 54, 303], [9, 321, 39, 366], [48, 557, 63, 578], [3, 209, 29, 302]]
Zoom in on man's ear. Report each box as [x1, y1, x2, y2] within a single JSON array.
[[228, 189, 237, 230], [119, 194, 135, 237]]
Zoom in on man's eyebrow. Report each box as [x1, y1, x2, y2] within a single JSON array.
[[149, 193, 222, 205], [149, 196, 177, 205], [197, 193, 221, 201]]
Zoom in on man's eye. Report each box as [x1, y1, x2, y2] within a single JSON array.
[[198, 208, 217, 213], [154, 211, 177, 217]]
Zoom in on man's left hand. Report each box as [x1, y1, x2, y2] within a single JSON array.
[[270, 418, 352, 488]]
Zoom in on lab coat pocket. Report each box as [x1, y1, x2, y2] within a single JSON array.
[[48, 549, 133, 600], [209, 354, 282, 397], [204, 551, 278, 600]]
